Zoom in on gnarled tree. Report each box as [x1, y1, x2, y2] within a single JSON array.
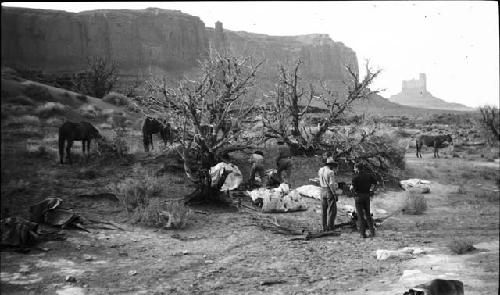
[[262, 60, 404, 184], [145, 54, 264, 202], [73, 56, 119, 98]]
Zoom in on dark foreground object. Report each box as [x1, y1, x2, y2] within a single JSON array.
[[403, 279, 464, 295]]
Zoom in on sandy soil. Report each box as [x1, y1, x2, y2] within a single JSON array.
[[1, 118, 499, 294]]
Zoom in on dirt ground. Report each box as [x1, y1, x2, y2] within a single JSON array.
[[1, 119, 499, 294]]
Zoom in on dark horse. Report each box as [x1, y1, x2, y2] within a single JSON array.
[[142, 117, 173, 152], [416, 134, 453, 158], [59, 121, 102, 164]]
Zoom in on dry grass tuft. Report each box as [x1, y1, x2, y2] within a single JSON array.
[[36, 102, 67, 119], [401, 191, 427, 215], [5, 94, 36, 106], [79, 103, 101, 119], [5, 115, 40, 127], [103, 91, 129, 106], [24, 84, 53, 101], [448, 238, 475, 254], [111, 172, 190, 228]]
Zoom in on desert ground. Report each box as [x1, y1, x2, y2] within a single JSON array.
[[1, 76, 499, 295]]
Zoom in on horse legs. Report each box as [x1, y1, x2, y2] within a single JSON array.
[[149, 134, 154, 151], [66, 140, 74, 164], [434, 147, 439, 158], [59, 140, 65, 164]]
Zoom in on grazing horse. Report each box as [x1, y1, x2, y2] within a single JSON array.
[[142, 117, 173, 152], [416, 134, 453, 158], [59, 121, 102, 164]]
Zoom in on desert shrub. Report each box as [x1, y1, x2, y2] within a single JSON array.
[[45, 117, 64, 128], [36, 102, 66, 119], [401, 191, 427, 215], [1, 78, 24, 98], [1, 103, 34, 117], [111, 173, 190, 228], [76, 94, 88, 102], [72, 56, 118, 98], [126, 101, 141, 113], [113, 128, 129, 157], [6, 115, 40, 127], [448, 238, 475, 254], [28, 145, 51, 159], [23, 84, 53, 101], [102, 91, 129, 106], [4, 94, 36, 106], [79, 103, 101, 119], [77, 168, 99, 180], [474, 191, 498, 202], [395, 128, 413, 138]]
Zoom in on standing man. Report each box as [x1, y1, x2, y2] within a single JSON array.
[[276, 140, 292, 185], [318, 158, 339, 231], [351, 163, 378, 238], [249, 150, 266, 188]]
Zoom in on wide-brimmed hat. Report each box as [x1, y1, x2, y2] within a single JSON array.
[[254, 151, 264, 156], [325, 157, 338, 166]]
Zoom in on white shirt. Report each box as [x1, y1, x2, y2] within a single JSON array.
[[318, 166, 338, 193]]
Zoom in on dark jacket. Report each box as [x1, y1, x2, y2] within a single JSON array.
[[352, 173, 378, 194]]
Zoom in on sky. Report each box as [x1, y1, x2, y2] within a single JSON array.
[[3, 1, 499, 108]]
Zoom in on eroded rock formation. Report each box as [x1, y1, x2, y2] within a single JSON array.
[[2, 7, 358, 97]]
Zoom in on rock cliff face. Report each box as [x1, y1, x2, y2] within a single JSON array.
[[207, 27, 358, 93], [2, 7, 209, 74], [389, 74, 473, 111], [2, 7, 357, 96]]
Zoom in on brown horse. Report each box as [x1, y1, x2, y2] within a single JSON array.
[[142, 117, 173, 152], [59, 121, 102, 164], [416, 134, 453, 158]]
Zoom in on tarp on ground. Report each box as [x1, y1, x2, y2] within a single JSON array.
[[400, 179, 431, 194], [247, 186, 308, 213], [295, 185, 322, 200], [209, 162, 243, 191]]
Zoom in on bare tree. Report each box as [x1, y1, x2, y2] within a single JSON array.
[[263, 60, 381, 153], [145, 53, 264, 202], [479, 105, 500, 142], [261, 60, 404, 183], [74, 56, 119, 98]]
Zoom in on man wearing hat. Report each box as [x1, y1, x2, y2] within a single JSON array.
[[276, 140, 292, 185], [351, 163, 378, 238], [248, 150, 266, 188], [318, 157, 339, 231]]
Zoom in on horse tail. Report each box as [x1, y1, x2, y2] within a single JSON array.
[[58, 127, 65, 164]]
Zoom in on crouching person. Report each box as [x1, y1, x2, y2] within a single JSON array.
[[352, 163, 378, 238], [248, 150, 266, 188], [318, 158, 339, 231]]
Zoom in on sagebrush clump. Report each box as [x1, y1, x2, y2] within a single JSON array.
[[448, 238, 475, 254], [402, 191, 427, 215], [103, 91, 129, 106], [112, 172, 190, 228], [23, 84, 53, 101], [36, 102, 66, 118]]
